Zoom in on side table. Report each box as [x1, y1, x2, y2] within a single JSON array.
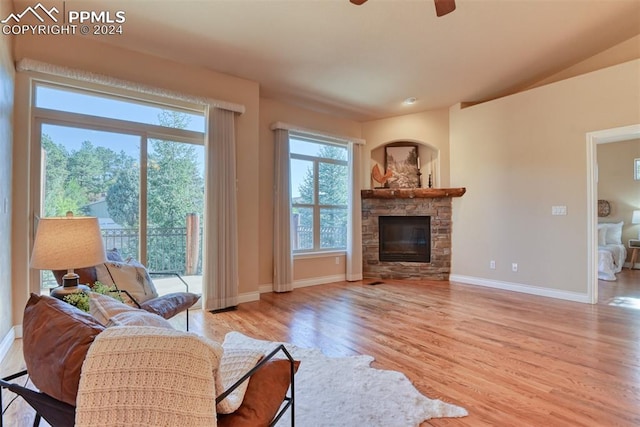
[[629, 240, 640, 270]]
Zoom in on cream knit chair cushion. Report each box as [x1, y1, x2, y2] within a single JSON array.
[[76, 326, 222, 426]]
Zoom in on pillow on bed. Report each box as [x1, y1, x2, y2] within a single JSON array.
[[604, 221, 624, 245], [597, 224, 608, 246]]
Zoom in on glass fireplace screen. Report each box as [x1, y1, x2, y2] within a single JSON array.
[[378, 216, 431, 263]]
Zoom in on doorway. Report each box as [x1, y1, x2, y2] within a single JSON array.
[[586, 124, 640, 304]]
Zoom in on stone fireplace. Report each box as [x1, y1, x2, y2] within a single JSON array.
[[361, 188, 466, 280]]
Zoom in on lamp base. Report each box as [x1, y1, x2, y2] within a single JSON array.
[[50, 283, 90, 300], [50, 273, 90, 300]]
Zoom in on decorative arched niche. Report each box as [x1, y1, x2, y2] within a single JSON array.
[[370, 140, 439, 189]]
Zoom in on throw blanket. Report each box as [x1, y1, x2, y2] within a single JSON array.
[[76, 326, 223, 426]]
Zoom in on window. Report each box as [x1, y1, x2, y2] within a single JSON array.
[[33, 82, 206, 293], [35, 84, 205, 131], [635, 158, 640, 180], [290, 135, 349, 252]]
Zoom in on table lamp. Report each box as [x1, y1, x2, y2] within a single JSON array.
[[30, 212, 107, 299], [633, 210, 640, 239]]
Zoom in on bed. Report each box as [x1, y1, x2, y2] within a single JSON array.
[[598, 221, 627, 281]]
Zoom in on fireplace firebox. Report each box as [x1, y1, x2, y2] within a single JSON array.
[[379, 216, 430, 263]]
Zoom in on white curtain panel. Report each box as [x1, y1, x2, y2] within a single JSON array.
[[204, 107, 240, 310], [347, 142, 363, 281], [273, 129, 294, 292]]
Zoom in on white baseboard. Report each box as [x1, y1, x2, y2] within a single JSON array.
[[258, 274, 346, 295], [0, 326, 16, 363], [449, 274, 591, 304], [259, 284, 273, 294], [293, 274, 346, 289], [238, 291, 261, 304], [187, 281, 344, 308]]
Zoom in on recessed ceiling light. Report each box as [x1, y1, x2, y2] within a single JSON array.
[[403, 97, 417, 105]]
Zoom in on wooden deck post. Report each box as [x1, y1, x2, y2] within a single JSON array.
[[186, 213, 200, 275]]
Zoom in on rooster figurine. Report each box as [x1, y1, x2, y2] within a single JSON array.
[[371, 164, 393, 188]]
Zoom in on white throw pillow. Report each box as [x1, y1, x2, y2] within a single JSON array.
[[604, 221, 624, 245], [95, 259, 159, 303], [89, 292, 173, 329], [215, 347, 264, 414]]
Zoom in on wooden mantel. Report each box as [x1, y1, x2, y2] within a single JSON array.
[[361, 187, 466, 199]]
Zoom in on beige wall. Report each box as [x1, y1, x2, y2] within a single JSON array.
[[11, 34, 261, 319], [0, 3, 15, 340], [257, 97, 362, 285], [361, 108, 450, 188], [597, 138, 640, 260], [450, 59, 640, 296], [525, 34, 640, 92]]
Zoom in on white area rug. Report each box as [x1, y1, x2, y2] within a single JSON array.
[[223, 332, 468, 427]]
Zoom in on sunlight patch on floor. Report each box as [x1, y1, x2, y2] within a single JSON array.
[[607, 297, 640, 310]]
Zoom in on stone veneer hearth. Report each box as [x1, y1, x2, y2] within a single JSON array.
[[361, 188, 466, 280]]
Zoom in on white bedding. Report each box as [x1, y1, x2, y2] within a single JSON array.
[[598, 244, 626, 281]]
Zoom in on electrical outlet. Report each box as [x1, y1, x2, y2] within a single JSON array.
[[490, 260, 496, 269], [552, 205, 567, 216], [512, 263, 518, 272]]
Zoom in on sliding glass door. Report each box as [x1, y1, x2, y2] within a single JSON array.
[[34, 83, 206, 297], [145, 138, 204, 294]]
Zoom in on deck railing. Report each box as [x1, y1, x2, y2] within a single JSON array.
[[101, 226, 203, 275], [292, 225, 347, 250]]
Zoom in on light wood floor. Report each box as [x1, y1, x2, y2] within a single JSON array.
[[2, 274, 640, 426], [598, 267, 640, 304]]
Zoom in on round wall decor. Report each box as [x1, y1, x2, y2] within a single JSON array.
[[598, 200, 611, 217]]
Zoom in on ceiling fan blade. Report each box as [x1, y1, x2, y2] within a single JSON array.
[[350, 0, 368, 5], [434, 0, 456, 17]]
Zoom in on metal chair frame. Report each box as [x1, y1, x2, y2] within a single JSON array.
[[1, 344, 295, 427]]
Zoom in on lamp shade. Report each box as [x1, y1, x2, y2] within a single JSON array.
[[30, 216, 107, 271], [632, 210, 640, 225]]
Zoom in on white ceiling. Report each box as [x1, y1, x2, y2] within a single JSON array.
[[14, 0, 640, 120]]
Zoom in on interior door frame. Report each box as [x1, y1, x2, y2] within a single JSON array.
[[586, 124, 640, 304]]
